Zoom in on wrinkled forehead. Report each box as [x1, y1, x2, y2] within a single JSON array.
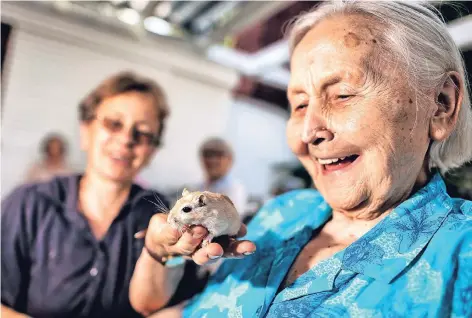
[[288, 14, 387, 92]]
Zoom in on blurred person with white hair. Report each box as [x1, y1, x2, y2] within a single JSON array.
[[129, 1, 472, 317], [196, 137, 249, 220]]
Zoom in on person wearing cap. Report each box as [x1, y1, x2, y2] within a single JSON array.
[[195, 137, 249, 221]]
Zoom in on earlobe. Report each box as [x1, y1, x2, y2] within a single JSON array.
[[429, 71, 463, 141]]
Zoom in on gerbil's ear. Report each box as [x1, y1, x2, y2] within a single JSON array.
[[182, 188, 190, 197], [198, 194, 206, 207]]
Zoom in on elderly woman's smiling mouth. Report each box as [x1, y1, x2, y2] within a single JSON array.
[[313, 153, 360, 174]]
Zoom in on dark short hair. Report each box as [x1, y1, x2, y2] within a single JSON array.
[[78, 71, 170, 147], [41, 133, 67, 156]]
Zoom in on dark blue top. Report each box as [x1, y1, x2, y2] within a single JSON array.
[[1, 174, 203, 318]]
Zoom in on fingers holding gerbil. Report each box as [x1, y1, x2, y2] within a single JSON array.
[[170, 226, 208, 255], [223, 239, 256, 258], [142, 214, 183, 262], [192, 243, 224, 265], [191, 239, 256, 265], [146, 214, 180, 247], [236, 224, 248, 238]]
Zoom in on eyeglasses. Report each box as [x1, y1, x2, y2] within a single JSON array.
[[92, 115, 159, 146], [202, 149, 227, 158]]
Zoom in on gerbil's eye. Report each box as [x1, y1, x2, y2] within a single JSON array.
[[198, 195, 206, 207], [182, 206, 192, 213]]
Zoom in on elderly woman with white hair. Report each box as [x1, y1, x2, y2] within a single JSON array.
[[130, 1, 472, 317]]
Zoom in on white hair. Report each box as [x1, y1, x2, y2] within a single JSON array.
[[287, 0, 472, 174]]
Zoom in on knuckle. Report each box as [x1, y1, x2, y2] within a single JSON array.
[[150, 214, 165, 227], [176, 242, 196, 255]]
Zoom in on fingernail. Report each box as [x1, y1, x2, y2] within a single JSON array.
[[243, 251, 255, 256], [209, 254, 221, 260]]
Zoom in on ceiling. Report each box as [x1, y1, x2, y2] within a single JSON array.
[[10, 0, 472, 110]]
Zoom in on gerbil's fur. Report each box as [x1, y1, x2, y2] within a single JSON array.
[[167, 188, 241, 246]]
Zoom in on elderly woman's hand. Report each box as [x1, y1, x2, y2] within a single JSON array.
[[137, 214, 256, 265]]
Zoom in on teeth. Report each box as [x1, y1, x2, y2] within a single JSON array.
[[318, 156, 347, 165]]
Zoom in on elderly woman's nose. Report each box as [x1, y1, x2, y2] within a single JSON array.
[[301, 109, 334, 145]]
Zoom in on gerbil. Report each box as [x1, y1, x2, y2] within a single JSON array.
[[167, 188, 241, 246]]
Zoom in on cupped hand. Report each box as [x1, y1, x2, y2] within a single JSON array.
[[136, 214, 256, 265]]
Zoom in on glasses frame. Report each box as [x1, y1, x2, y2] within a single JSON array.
[[90, 115, 159, 146]]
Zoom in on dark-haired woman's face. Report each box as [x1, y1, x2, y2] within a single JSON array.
[[80, 92, 160, 183], [47, 139, 65, 159]]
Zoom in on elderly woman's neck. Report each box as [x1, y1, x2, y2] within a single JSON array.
[[330, 168, 432, 237]]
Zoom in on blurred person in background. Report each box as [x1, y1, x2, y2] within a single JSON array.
[[25, 132, 73, 183], [1, 71, 207, 318], [196, 137, 249, 221]]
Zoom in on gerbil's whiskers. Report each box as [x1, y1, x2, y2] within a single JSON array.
[[153, 192, 170, 212], [144, 193, 169, 214]]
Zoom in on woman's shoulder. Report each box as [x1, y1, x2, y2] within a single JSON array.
[[265, 188, 325, 209], [441, 197, 472, 232], [3, 175, 76, 208], [245, 188, 329, 241], [1, 175, 79, 242], [428, 197, 472, 259]]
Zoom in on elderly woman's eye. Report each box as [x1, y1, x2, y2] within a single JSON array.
[[295, 104, 308, 111], [337, 95, 354, 100]]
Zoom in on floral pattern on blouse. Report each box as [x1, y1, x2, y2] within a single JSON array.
[[183, 174, 472, 317]]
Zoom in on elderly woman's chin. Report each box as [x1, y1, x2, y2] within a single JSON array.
[[315, 178, 368, 212]]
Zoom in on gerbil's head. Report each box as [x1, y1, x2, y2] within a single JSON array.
[[167, 188, 235, 231]]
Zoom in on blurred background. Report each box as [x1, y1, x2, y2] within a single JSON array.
[[2, 0, 472, 217]]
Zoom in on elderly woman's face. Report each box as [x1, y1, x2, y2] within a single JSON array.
[[287, 15, 435, 213]]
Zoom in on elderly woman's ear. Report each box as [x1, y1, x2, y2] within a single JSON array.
[[429, 71, 463, 142]]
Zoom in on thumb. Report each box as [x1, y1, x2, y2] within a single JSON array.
[[134, 229, 147, 239]]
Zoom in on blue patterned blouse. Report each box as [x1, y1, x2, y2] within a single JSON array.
[[183, 174, 472, 317]]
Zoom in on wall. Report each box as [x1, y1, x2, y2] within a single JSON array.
[[225, 98, 297, 197], [1, 2, 239, 197]]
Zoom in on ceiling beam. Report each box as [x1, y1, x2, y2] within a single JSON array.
[[205, 1, 292, 45]]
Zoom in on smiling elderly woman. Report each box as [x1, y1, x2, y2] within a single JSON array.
[[132, 1, 472, 317]]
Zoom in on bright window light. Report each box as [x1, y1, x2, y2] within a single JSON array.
[[144, 16, 173, 36], [117, 8, 141, 25], [129, 0, 150, 12], [154, 2, 172, 18]]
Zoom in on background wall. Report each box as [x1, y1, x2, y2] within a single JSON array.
[[225, 98, 295, 197], [1, 2, 297, 198]]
